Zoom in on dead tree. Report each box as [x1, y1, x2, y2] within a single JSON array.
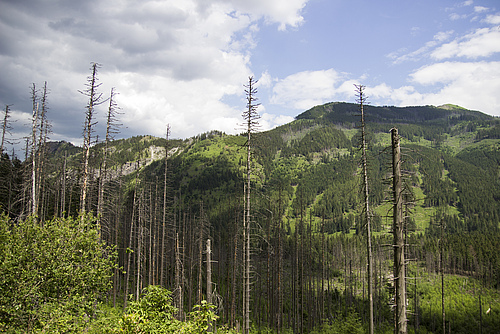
[[36, 82, 50, 219], [439, 217, 446, 334], [175, 232, 184, 320], [97, 87, 121, 240], [355, 84, 374, 334], [207, 238, 213, 332], [392, 128, 407, 334], [79, 62, 105, 214], [207, 238, 212, 304], [30, 84, 38, 217], [123, 161, 140, 310], [241, 76, 260, 334], [160, 125, 170, 286], [1, 104, 14, 154]]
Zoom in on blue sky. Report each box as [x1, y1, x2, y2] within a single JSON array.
[[0, 0, 499, 149]]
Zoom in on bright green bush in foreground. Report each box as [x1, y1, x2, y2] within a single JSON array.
[[0, 214, 116, 333], [115, 285, 236, 333]]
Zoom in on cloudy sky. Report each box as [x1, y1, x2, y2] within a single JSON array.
[[1, 0, 499, 151]]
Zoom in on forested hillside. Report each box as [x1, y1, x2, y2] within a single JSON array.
[[0, 101, 499, 333]]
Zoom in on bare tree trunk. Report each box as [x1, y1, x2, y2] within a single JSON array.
[[148, 184, 153, 286], [97, 87, 119, 239], [277, 189, 283, 334], [355, 84, 375, 334], [35, 82, 49, 219], [0, 105, 11, 154], [242, 76, 260, 334], [80, 62, 104, 214], [441, 221, 446, 334], [197, 203, 206, 304], [242, 182, 247, 332], [136, 219, 143, 301], [60, 152, 67, 217], [160, 125, 170, 286], [207, 239, 212, 330], [123, 162, 139, 311], [175, 232, 184, 319], [231, 225, 238, 329], [392, 128, 407, 334], [153, 180, 159, 285], [30, 84, 38, 217]]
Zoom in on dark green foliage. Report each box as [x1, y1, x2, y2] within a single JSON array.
[[476, 122, 500, 140], [281, 125, 351, 158], [415, 146, 459, 208], [444, 155, 499, 229], [297, 102, 491, 125], [455, 142, 500, 178], [185, 155, 240, 193], [293, 157, 357, 217]]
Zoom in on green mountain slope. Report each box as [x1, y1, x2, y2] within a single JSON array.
[[45, 102, 499, 234]]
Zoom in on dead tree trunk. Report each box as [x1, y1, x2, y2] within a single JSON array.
[[392, 128, 407, 334], [175, 232, 184, 319], [80, 62, 104, 214], [355, 84, 374, 334], [0, 104, 12, 154], [98, 87, 120, 239], [242, 76, 260, 334], [207, 238, 212, 304], [440, 220, 446, 334], [60, 152, 67, 217], [35, 82, 49, 219], [160, 125, 170, 286], [123, 162, 139, 310], [30, 84, 38, 217]]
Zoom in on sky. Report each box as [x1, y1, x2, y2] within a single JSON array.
[[0, 0, 499, 151]]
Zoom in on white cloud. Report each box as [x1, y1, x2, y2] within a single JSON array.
[[389, 31, 454, 64], [270, 69, 343, 110], [450, 13, 467, 20], [401, 61, 500, 115], [220, 0, 308, 31], [260, 112, 294, 131], [0, 0, 311, 144], [431, 27, 500, 59], [365, 83, 393, 100], [257, 71, 273, 88], [484, 14, 500, 25], [474, 6, 489, 13]]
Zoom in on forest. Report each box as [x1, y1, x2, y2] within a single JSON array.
[[0, 69, 499, 333]]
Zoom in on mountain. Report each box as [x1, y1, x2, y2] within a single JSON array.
[[4, 102, 499, 333], [43, 102, 499, 233]]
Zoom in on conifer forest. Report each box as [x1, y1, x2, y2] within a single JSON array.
[[0, 67, 499, 333]]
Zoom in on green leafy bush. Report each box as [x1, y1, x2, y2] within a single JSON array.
[[0, 213, 116, 333], [118, 286, 236, 334]]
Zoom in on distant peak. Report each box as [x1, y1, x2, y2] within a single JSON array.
[[437, 104, 467, 110]]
